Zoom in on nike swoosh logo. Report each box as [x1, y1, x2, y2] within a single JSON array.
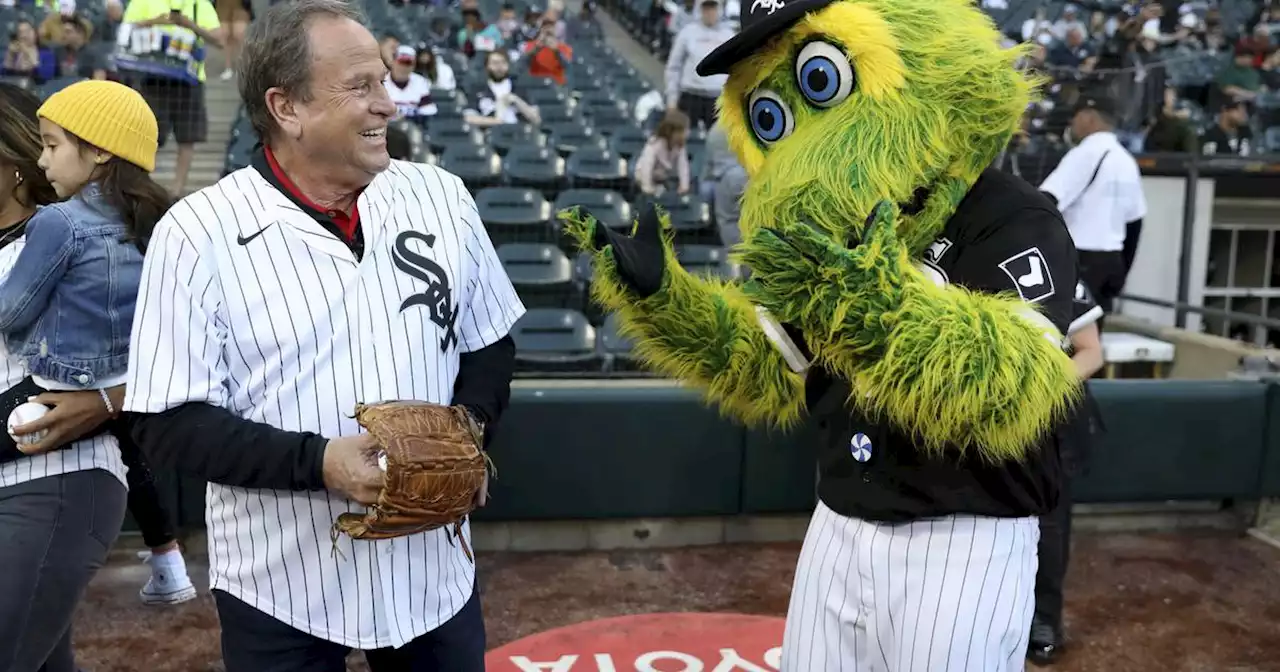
[[237, 225, 273, 246]]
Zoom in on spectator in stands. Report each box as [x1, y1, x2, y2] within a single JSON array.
[[1145, 86, 1199, 152], [93, 0, 124, 46], [426, 17, 452, 45], [379, 33, 400, 68], [53, 15, 107, 80], [635, 108, 690, 197], [463, 50, 540, 127], [1217, 45, 1264, 102], [1201, 97, 1255, 155], [714, 159, 746, 251], [519, 7, 543, 43], [3, 20, 52, 83], [522, 18, 571, 85], [668, 0, 696, 38], [1239, 22, 1274, 67], [664, 0, 731, 131], [542, 4, 568, 41], [496, 2, 521, 42], [567, 2, 603, 41], [120, 0, 224, 196], [385, 45, 437, 123], [415, 46, 457, 91], [1047, 26, 1097, 70], [215, 0, 253, 81], [1052, 3, 1089, 41], [457, 8, 504, 58], [1040, 94, 1147, 325], [38, 0, 79, 46], [1021, 6, 1053, 44]]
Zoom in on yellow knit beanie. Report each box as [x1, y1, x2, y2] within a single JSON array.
[[37, 80, 159, 173]]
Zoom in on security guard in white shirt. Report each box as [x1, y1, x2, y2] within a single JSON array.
[[1040, 94, 1147, 325]]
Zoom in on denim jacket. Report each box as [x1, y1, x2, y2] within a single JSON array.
[[0, 184, 143, 388]]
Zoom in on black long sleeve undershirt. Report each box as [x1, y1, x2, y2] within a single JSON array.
[[127, 335, 518, 491]]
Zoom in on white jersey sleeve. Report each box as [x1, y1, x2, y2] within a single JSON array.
[[455, 178, 525, 353], [124, 202, 229, 413]]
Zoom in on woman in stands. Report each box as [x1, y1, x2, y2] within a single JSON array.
[[415, 44, 457, 92], [3, 20, 53, 83], [634, 108, 691, 197]]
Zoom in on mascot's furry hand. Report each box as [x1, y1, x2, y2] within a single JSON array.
[[568, 202, 667, 298], [739, 201, 908, 350]]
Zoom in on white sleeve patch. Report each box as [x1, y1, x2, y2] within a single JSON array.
[[997, 247, 1056, 303]]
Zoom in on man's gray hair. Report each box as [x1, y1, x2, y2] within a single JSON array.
[[237, 0, 367, 142]]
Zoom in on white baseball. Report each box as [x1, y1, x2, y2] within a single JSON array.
[[377, 452, 387, 472], [8, 402, 50, 446]]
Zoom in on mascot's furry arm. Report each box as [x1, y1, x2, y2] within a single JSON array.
[[560, 206, 807, 428], [738, 203, 1080, 463]]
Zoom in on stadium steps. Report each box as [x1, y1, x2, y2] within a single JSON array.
[[152, 53, 240, 195]]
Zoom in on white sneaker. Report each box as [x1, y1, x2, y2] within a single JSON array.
[[220, 69, 234, 81], [138, 549, 198, 606]]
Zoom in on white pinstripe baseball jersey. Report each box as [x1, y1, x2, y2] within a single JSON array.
[[0, 236, 126, 491], [123, 160, 525, 649]]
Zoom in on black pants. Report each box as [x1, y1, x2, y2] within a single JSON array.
[[0, 470, 128, 672], [1077, 249, 1127, 328], [116, 424, 177, 549], [214, 583, 486, 672], [1034, 474, 1073, 634], [678, 91, 718, 131]]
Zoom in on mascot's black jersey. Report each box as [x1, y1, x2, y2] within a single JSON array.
[[812, 169, 1080, 523]]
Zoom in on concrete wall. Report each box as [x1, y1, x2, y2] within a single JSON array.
[[1108, 314, 1280, 379]]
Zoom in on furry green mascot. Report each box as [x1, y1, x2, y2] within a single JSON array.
[[562, 0, 1082, 667]]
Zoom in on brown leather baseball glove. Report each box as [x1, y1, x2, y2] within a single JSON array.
[[332, 401, 491, 562]]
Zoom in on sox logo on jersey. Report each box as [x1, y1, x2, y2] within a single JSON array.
[[123, 159, 526, 650]]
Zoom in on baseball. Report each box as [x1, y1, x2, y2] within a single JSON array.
[[8, 402, 49, 447], [377, 451, 387, 472]]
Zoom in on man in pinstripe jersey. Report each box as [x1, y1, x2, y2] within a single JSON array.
[[121, 1, 524, 669]]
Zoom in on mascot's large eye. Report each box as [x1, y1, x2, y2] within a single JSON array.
[[795, 41, 855, 108], [747, 88, 795, 145]]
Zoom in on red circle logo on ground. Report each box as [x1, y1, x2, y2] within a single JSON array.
[[486, 612, 785, 671]]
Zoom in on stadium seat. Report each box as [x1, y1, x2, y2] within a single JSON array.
[[599, 313, 641, 372], [608, 127, 649, 159], [579, 89, 620, 108], [389, 118, 426, 157], [516, 75, 560, 91], [537, 102, 580, 126], [440, 144, 503, 191], [497, 243, 574, 308], [649, 192, 712, 235], [554, 189, 632, 231], [510, 308, 600, 373], [676, 245, 734, 279], [527, 86, 570, 108], [504, 146, 568, 197], [425, 118, 483, 153], [475, 187, 554, 245], [566, 147, 630, 192], [546, 125, 608, 156], [582, 101, 633, 130], [489, 124, 545, 156]]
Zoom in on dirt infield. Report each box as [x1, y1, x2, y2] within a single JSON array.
[[69, 530, 1280, 671]]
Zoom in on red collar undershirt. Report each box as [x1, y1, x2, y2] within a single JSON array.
[[264, 145, 361, 242]]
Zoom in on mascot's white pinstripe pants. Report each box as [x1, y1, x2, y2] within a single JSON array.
[[781, 501, 1039, 671]]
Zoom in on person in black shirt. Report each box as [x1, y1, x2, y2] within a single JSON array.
[[1029, 278, 1107, 665], [1201, 97, 1255, 156], [563, 0, 1084, 665]]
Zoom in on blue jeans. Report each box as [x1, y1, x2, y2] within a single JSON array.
[[0, 469, 127, 672], [214, 580, 486, 672]]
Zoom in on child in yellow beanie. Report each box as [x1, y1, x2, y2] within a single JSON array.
[[0, 80, 195, 602]]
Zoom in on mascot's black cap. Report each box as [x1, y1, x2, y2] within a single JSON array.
[[696, 0, 838, 76]]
